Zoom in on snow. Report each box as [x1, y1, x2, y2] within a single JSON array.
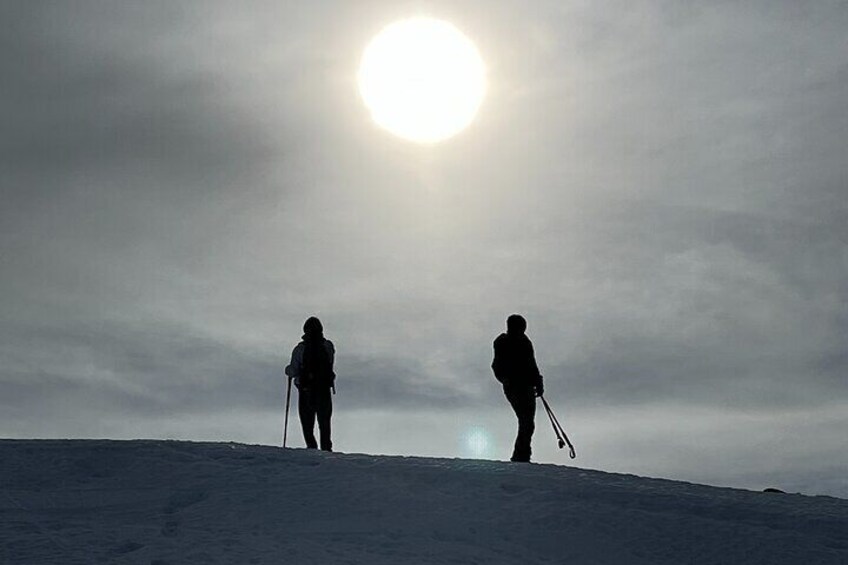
[[2, 440, 846, 564]]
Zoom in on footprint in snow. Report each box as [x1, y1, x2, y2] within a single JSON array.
[[163, 489, 208, 514], [500, 483, 527, 495], [112, 541, 144, 554], [160, 520, 179, 537]]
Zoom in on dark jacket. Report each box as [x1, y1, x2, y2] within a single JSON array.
[[491, 332, 542, 389], [285, 337, 335, 389]]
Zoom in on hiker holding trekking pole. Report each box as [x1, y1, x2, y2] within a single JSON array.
[[492, 314, 575, 462], [284, 317, 336, 452]]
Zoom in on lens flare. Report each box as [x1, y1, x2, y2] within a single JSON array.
[[464, 426, 490, 458]]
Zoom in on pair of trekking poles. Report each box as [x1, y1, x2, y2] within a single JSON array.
[[283, 374, 576, 460], [540, 395, 576, 459]]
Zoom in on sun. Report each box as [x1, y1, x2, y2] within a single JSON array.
[[358, 18, 486, 144]]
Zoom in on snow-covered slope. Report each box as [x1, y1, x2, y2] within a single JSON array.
[[1, 440, 846, 564]]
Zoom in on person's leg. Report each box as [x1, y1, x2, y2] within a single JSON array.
[[316, 388, 333, 452], [506, 387, 535, 462], [515, 391, 536, 461], [504, 387, 523, 461], [298, 389, 318, 449]]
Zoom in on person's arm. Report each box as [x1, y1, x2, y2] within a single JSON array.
[[326, 340, 336, 385], [528, 341, 544, 395], [325, 340, 335, 366], [491, 338, 505, 383], [285, 343, 304, 386]]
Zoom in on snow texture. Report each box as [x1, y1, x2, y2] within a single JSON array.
[[1, 439, 846, 564]]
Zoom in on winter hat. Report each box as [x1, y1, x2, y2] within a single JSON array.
[[303, 316, 324, 337], [506, 314, 527, 335]]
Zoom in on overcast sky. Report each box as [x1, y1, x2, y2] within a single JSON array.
[[2, 1, 846, 497]]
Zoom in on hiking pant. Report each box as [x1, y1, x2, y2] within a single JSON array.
[[298, 386, 333, 451], [504, 385, 536, 462]]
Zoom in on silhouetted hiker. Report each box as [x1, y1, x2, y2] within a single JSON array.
[[492, 314, 544, 462], [285, 317, 336, 451]]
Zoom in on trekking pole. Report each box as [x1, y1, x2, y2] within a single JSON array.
[[541, 398, 565, 450], [282, 375, 293, 448], [540, 396, 576, 459]]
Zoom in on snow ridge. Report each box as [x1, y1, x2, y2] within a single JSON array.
[[1, 439, 846, 564]]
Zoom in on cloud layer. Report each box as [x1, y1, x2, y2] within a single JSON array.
[[1, 1, 846, 496]]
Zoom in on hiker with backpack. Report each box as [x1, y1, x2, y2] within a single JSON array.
[[285, 317, 336, 451], [492, 314, 544, 462]]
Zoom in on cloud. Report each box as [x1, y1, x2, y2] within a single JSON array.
[[0, 317, 479, 425]]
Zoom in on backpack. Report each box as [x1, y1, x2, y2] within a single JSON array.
[[301, 338, 334, 389]]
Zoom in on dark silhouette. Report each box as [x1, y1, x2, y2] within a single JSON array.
[[285, 317, 336, 451], [492, 314, 544, 462]]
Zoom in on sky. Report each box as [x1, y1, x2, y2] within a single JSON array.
[[1, 1, 846, 497]]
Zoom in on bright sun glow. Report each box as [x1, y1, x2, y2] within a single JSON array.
[[358, 18, 486, 144]]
